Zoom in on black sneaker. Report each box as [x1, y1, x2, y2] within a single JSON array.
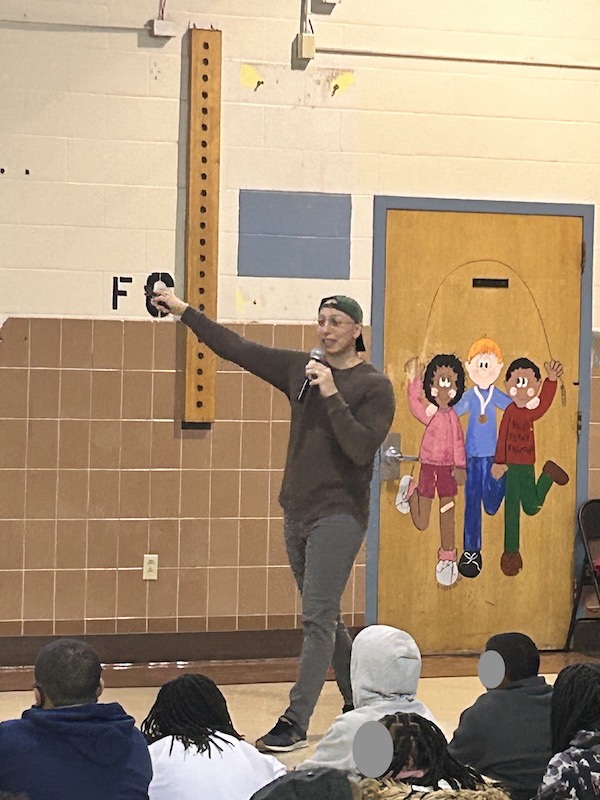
[[458, 550, 482, 578], [255, 716, 308, 753]]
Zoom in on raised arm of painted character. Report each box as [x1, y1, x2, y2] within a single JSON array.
[[421, 352, 438, 420], [524, 359, 563, 410], [404, 356, 422, 383], [546, 359, 563, 381], [525, 360, 562, 425], [405, 357, 431, 426]]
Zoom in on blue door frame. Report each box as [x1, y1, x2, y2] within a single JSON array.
[[366, 196, 594, 624]]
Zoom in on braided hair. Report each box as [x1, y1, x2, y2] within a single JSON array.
[[551, 662, 600, 753], [381, 712, 483, 790], [141, 674, 242, 755]]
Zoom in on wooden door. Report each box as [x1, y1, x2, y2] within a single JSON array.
[[378, 210, 582, 652]]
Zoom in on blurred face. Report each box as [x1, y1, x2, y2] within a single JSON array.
[[429, 365, 458, 409], [465, 352, 503, 390], [505, 368, 541, 408], [316, 307, 361, 357]]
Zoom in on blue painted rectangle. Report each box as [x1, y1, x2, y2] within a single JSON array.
[[238, 189, 351, 279]]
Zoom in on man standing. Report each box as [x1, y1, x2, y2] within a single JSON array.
[[0, 638, 152, 799], [152, 291, 395, 752], [448, 632, 553, 800]]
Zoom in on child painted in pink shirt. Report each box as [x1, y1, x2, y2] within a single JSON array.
[[404, 354, 467, 586]]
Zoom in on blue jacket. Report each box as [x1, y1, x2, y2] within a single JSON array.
[[0, 702, 152, 799]]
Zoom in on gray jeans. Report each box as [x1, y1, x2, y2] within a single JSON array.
[[283, 513, 365, 733]]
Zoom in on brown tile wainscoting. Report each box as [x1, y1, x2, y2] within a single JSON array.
[[0, 316, 368, 638], [0, 632, 596, 692], [0, 628, 356, 690]]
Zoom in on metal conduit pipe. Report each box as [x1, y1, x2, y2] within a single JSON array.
[[315, 46, 600, 74]]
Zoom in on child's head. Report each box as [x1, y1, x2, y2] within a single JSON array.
[[505, 358, 542, 408], [465, 338, 504, 390], [551, 663, 600, 753], [379, 712, 482, 790], [423, 354, 465, 408], [485, 632, 540, 683], [141, 674, 242, 754]]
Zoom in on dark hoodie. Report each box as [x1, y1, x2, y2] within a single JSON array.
[[448, 676, 552, 800], [0, 702, 152, 800]]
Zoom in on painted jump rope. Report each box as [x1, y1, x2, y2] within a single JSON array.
[[396, 261, 569, 586]]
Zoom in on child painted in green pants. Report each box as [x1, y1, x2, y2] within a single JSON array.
[[492, 358, 569, 576], [503, 464, 553, 551]]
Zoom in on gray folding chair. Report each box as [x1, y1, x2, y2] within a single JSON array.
[[564, 499, 600, 651]]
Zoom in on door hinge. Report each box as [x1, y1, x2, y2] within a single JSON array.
[[581, 241, 586, 273], [577, 410, 582, 441]]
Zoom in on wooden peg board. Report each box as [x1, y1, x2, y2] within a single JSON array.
[[184, 28, 222, 424]]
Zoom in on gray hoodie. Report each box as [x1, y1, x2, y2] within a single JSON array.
[[297, 625, 437, 776]]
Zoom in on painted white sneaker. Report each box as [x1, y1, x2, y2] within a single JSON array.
[[395, 474, 413, 514], [436, 559, 459, 586]]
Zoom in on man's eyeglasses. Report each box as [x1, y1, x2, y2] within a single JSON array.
[[317, 317, 355, 329]]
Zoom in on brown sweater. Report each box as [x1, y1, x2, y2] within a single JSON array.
[[181, 307, 395, 528]]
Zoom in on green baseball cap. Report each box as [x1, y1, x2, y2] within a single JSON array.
[[318, 295, 366, 351]]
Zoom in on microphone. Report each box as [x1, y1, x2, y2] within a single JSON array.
[[297, 348, 327, 402]]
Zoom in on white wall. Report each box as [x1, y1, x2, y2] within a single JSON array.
[[1, 0, 600, 324]]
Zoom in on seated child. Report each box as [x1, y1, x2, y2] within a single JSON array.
[[359, 712, 511, 799], [142, 674, 286, 800], [535, 662, 600, 799], [296, 625, 436, 777]]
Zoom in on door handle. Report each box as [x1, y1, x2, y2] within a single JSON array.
[[380, 433, 419, 481]]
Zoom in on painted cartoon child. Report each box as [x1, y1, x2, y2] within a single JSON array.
[[452, 338, 512, 578], [491, 358, 569, 577], [404, 354, 467, 586]]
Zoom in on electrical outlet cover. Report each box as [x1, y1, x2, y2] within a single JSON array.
[[143, 554, 159, 580]]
